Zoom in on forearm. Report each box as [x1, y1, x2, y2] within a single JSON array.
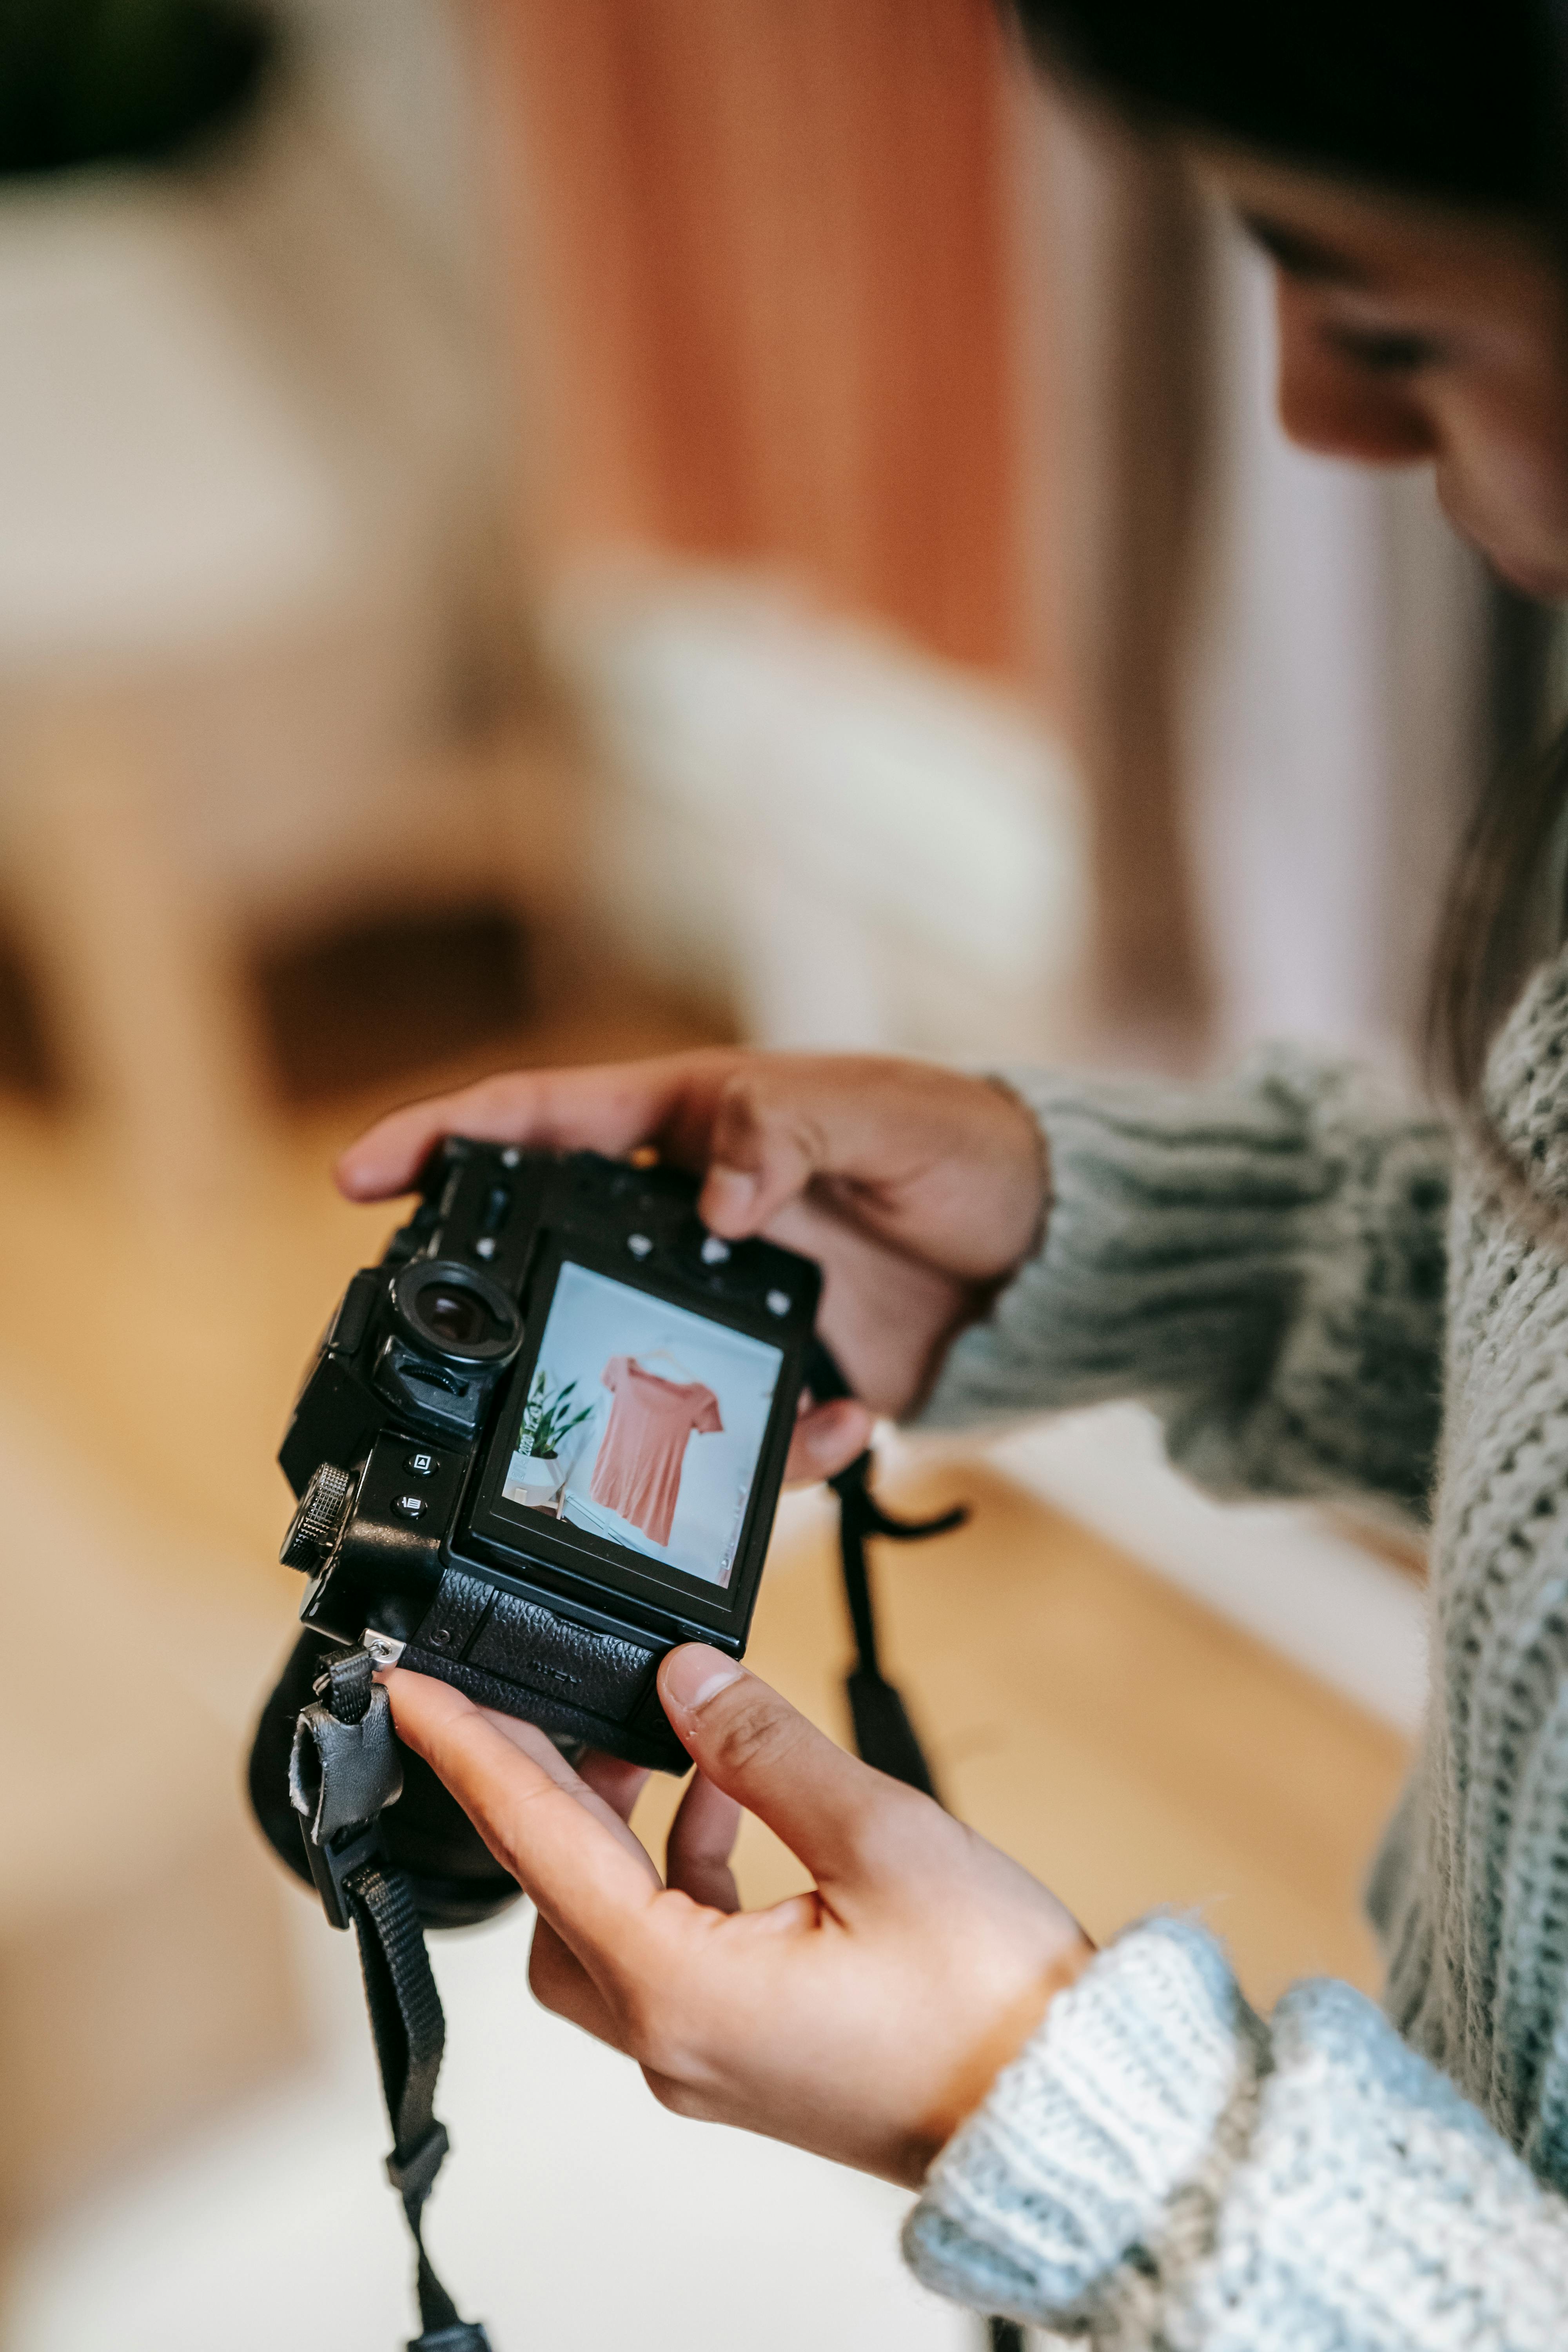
[[920, 1051, 1451, 1514], [904, 1917, 1568, 2348]]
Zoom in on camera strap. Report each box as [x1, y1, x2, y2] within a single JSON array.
[[829, 1461, 1027, 2352], [827, 1449, 965, 1799], [290, 1647, 491, 2352], [808, 1359, 1025, 2352], [802, 1340, 967, 1800]]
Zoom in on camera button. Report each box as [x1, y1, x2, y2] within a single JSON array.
[[700, 1236, 731, 1265], [766, 1289, 791, 1316], [392, 1493, 429, 1521], [627, 1233, 653, 1259], [406, 1451, 437, 1477]]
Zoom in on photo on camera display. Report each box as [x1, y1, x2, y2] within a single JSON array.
[[502, 1261, 785, 1587]]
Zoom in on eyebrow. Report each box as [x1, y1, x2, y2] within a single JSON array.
[[1238, 211, 1374, 287]]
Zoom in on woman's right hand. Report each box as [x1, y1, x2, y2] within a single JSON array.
[[382, 1649, 1093, 2186], [337, 1050, 1048, 1481]]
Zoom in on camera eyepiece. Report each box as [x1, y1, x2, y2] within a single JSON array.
[[417, 1281, 501, 1349], [391, 1258, 521, 1365]]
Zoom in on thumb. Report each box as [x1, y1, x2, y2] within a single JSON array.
[[657, 1645, 915, 1896]]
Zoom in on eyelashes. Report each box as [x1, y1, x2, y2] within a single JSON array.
[[1320, 321, 1450, 375]]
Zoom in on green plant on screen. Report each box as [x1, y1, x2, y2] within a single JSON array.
[[518, 1368, 593, 1461]]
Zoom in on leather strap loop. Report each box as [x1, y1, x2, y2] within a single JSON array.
[[289, 1685, 404, 1844]]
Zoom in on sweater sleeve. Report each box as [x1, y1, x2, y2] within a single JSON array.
[[903, 1916, 1568, 2350], [919, 1050, 1450, 1515]]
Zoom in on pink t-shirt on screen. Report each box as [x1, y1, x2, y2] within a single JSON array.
[[590, 1355, 723, 1548]]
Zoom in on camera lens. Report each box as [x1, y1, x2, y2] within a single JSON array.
[[415, 1281, 502, 1350]]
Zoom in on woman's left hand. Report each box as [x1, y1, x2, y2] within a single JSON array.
[[382, 1647, 1094, 2187]]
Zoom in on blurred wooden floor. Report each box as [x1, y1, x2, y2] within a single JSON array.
[[0, 978, 1407, 2020]]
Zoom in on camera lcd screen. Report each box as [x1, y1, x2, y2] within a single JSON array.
[[499, 1261, 785, 1590]]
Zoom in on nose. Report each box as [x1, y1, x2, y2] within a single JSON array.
[[1274, 279, 1437, 465]]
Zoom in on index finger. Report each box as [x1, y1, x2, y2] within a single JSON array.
[[383, 1669, 662, 1965], [336, 1051, 745, 1201]]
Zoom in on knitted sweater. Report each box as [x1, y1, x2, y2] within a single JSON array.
[[902, 951, 1568, 2347]]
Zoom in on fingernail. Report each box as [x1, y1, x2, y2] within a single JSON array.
[[704, 1166, 759, 1227], [661, 1644, 746, 1713]]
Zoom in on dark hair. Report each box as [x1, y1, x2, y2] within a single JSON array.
[[1012, 0, 1568, 1122], [0, 0, 273, 178]]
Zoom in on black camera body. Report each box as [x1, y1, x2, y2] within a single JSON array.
[[278, 1138, 821, 1773]]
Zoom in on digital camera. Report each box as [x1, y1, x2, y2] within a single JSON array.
[[273, 1137, 821, 1777]]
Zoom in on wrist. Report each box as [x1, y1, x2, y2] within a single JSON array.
[[904, 1929, 1096, 2184], [905, 1918, 1258, 2319], [906, 1080, 1052, 1414], [978, 1073, 1053, 1277]]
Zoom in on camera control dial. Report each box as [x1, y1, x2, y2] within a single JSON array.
[[281, 1461, 356, 1571]]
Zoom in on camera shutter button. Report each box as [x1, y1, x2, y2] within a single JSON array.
[[280, 1462, 356, 1570]]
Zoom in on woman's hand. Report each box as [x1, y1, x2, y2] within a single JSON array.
[[381, 1648, 1093, 2187], [338, 1051, 1048, 1480]]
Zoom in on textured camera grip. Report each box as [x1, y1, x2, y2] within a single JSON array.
[[403, 1569, 687, 1769], [468, 1590, 657, 1718], [410, 1568, 654, 1714]]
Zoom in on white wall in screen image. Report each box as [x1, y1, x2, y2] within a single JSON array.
[[516, 1262, 785, 1586]]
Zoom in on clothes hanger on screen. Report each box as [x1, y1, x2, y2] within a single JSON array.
[[639, 1342, 697, 1381]]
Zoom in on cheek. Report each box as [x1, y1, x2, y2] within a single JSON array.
[[1430, 383, 1568, 581]]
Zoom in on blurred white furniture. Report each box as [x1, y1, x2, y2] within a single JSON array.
[[0, 90, 537, 1207], [550, 565, 1091, 1064]]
